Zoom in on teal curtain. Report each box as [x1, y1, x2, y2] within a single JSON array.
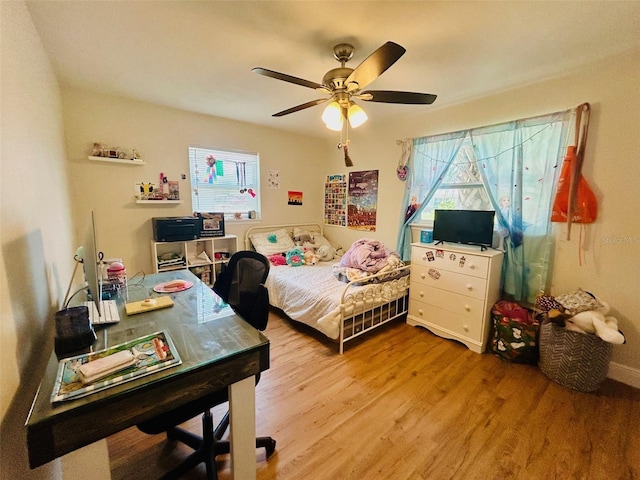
[[471, 111, 572, 303], [396, 131, 467, 260]]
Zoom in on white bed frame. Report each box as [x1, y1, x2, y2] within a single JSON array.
[[244, 223, 410, 354]]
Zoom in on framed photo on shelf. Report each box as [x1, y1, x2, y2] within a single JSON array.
[[197, 212, 225, 237]]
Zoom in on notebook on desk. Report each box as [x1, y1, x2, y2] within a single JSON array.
[[84, 300, 121, 325]]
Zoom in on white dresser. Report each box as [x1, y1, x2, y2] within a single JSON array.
[[407, 242, 503, 353]]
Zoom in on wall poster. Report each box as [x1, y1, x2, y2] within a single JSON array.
[[267, 170, 280, 189], [324, 174, 347, 226], [288, 190, 303, 205], [347, 170, 378, 231]]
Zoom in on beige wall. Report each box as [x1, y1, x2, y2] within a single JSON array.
[[1, 2, 73, 479], [61, 89, 333, 276]]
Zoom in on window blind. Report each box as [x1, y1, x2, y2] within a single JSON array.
[[189, 146, 260, 218]]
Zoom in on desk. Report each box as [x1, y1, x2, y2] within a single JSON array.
[[26, 270, 270, 480]]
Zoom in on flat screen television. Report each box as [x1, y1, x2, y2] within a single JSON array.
[[432, 209, 495, 248]]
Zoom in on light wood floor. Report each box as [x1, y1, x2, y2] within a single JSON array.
[[108, 310, 640, 479]]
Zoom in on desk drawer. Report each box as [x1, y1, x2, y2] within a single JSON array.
[[411, 264, 487, 300]]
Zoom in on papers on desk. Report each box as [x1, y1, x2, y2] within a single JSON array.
[[51, 331, 182, 403]]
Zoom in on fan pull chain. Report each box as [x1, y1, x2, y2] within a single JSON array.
[[335, 115, 353, 167], [343, 142, 353, 167]]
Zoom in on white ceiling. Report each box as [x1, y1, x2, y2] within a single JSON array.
[[26, 1, 640, 138]]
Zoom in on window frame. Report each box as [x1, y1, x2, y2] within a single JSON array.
[[412, 140, 492, 225], [188, 146, 261, 222]]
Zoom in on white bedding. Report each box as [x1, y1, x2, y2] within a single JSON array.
[[265, 262, 409, 340], [266, 263, 343, 339]]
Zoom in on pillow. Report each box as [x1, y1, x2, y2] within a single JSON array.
[[293, 226, 318, 236], [249, 228, 295, 257], [556, 288, 602, 315]]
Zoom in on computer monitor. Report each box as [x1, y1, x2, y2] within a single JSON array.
[[83, 211, 103, 317]]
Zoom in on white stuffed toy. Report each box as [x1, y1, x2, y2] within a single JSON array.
[[565, 299, 625, 344], [316, 244, 335, 262]]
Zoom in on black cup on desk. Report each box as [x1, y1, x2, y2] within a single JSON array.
[[54, 306, 97, 355]]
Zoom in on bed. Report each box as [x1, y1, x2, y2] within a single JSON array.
[[245, 224, 410, 353]]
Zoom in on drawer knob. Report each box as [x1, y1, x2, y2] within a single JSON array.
[[418, 309, 424, 316], [469, 264, 476, 270], [463, 324, 469, 332], [464, 305, 471, 312], [421, 273, 426, 280], [419, 291, 424, 298], [466, 284, 473, 291]]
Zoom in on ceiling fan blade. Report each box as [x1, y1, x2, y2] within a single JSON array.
[[360, 90, 437, 105], [272, 98, 329, 117], [252, 67, 325, 90], [345, 41, 406, 92]]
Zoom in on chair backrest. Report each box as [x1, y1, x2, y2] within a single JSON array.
[[213, 251, 270, 331]]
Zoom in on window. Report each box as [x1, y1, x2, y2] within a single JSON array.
[[399, 110, 573, 304], [189, 146, 261, 220], [415, 140, 492, 223]]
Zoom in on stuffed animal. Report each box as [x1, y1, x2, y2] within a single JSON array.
[[304, 249, 320, 265], [293, 233, 313, 246], [285, 247, 305, 267], [268, 253, 287, 266], [564, 299, 625, 344], [316, 244, 335, 262]]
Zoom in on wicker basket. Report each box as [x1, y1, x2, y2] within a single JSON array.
[[538, 322, 612, 392]]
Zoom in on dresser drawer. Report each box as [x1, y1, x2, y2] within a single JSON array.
[[410, 284, 485, 320], [411, 264, 487, 300], [408, 299, 484, 342], [411, 245, 490, 278]]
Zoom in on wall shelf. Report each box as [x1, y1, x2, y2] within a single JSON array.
[[136, 200, 183, 204], [88, 155, 145, 165]]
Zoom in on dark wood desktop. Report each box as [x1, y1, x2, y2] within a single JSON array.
[[26, 270, 269, 480]]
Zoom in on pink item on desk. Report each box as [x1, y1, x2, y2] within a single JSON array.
[[153, 280, 193, 293]]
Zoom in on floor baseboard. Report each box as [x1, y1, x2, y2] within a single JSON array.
[[608, 361, 640, 389]]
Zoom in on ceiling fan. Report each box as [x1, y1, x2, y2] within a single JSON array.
[[252, 41, 437, 127]]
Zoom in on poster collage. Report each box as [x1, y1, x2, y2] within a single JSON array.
[[324, 170, 378, 231]]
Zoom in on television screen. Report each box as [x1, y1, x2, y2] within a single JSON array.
[[432, 210, 495, 247]]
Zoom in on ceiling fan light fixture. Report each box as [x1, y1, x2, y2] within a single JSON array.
[[254, 41, 437, 130], [348, 103, 368, 128], [322, 101, 343, 131]]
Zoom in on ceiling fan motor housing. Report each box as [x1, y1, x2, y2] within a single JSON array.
[[323, 67, 355, 91]]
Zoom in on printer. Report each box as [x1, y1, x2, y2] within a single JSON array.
[[152, 217, 201, 242]]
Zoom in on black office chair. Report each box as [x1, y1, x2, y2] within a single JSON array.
[[137, 251, 275, 480]]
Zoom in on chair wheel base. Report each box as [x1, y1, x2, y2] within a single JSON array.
[[263, 438, 276, 457]]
